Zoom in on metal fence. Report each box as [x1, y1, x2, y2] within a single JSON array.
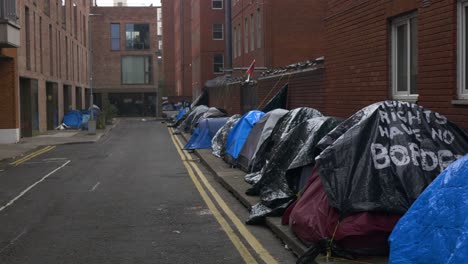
[[0, 0, 18, 23]]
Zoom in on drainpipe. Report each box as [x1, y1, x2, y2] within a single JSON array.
[[225, 0, 232, 76]]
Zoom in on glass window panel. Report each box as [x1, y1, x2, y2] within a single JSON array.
[[213, 54, 223, 73], [257, 9, 262, 49], [212, 0, 222, 9], [125, 24, 150, 50], [397, 23, 408, 92], [213, 24, 223, 39], [122, 56, 151, 84], [111, 23, 120, 50], [410, 17, 418, 94]]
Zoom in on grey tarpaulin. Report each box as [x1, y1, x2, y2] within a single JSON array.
[[316, 101, 468, 217], [246, 117, 341, 224], [211, 115, 241, 158], [178, 105, 209, 134], [250, 107, 322, 173], [237, 109, 289, 172]]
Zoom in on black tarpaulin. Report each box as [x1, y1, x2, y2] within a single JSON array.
[[178, 105, 209, 134], [191, 89, 209, 108], [316, 101, 468, 217], [261, 84, 288, 113], [250, 107, 323, 173], [246, 117, 341, 224], [211, 115, 241, 158]]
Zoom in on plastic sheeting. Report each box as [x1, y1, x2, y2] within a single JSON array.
[[250, 107, 322, 173], [225, 110, 265, 160], [201, 107, 227, 120], [261, 84, 288, 113], [183, 118, 229, 150], [237, 114, 269, 172], [389, 154, 468, 264], [286, 167, 401, 262], [246, 117, 341, 224], [178, 105, 209, 133], [316, 101, 468, 216], [212, 115, 241, 158], [176, 108, 188, 121], [63, 110, 83, 129]]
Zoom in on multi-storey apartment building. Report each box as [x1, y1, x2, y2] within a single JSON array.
[[191, 0, 226, 99], [1, 0, 90, 142], [90, 6, 160, 116]]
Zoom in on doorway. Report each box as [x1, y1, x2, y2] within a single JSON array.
[[46, 82, 59, 130]]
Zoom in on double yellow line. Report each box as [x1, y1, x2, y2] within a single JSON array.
[[10, 146, 56, 167], [169, 128, 278, 264]]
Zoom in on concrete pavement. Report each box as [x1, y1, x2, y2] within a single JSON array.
[[0, 120, 118, 163]]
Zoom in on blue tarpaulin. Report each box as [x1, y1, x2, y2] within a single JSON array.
[[176, 108, 188, 121], [184, 118, 229, 150], [389, 154, 468, 264], [225, 110, 265, 160], [63, 110, 83, 129]]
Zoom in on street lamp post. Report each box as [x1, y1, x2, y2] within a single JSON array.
[[88, 13, 101, 134]]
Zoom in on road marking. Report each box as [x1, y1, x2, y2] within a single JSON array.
[[0, 160, 71, 213], [10, 146, 56, 167], [168, 129, 258, 264], [90, 182, 100, 192], [0, 229, 27, 254], [170, 129, 278, 264]]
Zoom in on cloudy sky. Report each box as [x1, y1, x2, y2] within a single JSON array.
[[96, 0, 161, 6]]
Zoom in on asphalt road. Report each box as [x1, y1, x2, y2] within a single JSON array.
[[0, 119, 297, 264]]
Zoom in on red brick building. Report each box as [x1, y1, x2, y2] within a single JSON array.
[[190, 0, 226, 99], [161, 0, 192, 101], [232, 0, 326, 70], [161, 1, 176, 97], [0, 0, 91, 142], [323, 0, 468, 129], [90, 6, 160, 116]]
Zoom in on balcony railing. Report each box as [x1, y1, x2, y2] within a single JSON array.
[[0, 0, 19, 24]]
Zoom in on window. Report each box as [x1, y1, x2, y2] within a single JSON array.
[[111, 23, 120, 50], [62, 0, 66, 29], [458, 1, 468, 99], [122, 56, 152, 84], [244, 18, 248, 54], [213, 54, 224, 74], [44, 0, 50, 15], [250, 14, 254, 51], [257, 9, 262, 49], [125, 24, 150, 50], [391, 13, 418, 100], [213, 23, 223, 40], [212, 0, 222, 9]]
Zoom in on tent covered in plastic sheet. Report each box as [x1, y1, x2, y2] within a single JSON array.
[[246, 117, 341, 224], [286, 167, 402, 263], [178, 105, 209, 133], [237, 109, 289, 172], [388, 154, 468, 264], [212, 115, 241, 158], [316, 101, 468, 216], [250, 107, 323, 173], [224, 111, 265, 164], [284, 101, 468, 262], [201, 107, 227, 120], [63, 110, 83, 129], [183, 118, 229, 150], [261, 84, 288, 113]]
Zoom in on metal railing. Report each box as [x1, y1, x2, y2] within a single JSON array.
[[0, 0, 18, 23]]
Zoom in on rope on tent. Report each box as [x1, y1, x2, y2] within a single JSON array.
[[327, 221, 341, 259]]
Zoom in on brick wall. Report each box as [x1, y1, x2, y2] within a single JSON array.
[[324, 0, 468, 129], [161, 0, 176, 96], [208, 82, 242, 115]]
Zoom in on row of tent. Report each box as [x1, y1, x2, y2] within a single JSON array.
[[169, 101, 468, 263]]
